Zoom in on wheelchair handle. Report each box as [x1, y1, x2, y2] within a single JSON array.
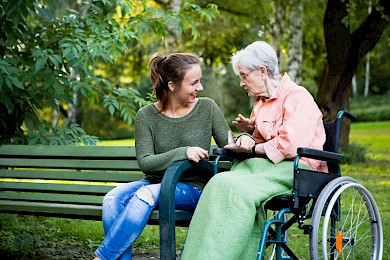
[[337, 109, 356, 121]]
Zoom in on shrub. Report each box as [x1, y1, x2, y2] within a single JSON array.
[[340, 142, 367, 164]]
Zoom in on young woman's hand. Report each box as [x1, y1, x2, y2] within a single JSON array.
[[224, 131, 255, 153], [187, 147, 209, 162]]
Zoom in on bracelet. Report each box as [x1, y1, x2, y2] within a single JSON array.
[[252, 144, 257, 154]]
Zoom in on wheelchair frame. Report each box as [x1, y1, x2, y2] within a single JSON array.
[[213, 110, 383, 260]]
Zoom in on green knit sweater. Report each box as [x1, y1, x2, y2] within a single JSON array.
[[135, 97, 230, 189]]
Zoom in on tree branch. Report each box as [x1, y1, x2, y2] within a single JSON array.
[[351, 0, 390, 60], [324, 0, 350, 71]]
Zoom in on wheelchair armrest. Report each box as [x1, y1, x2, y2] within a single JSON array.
[[297, 147, 344, 162]]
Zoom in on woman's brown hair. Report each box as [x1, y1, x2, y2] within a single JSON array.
[[149, 53, 200, 111]]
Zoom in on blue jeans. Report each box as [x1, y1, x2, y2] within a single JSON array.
[[95, 180, 202, 260]]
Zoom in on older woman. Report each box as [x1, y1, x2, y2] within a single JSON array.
[[180, 41, 326, 260]]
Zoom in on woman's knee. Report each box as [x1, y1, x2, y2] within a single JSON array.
[[210, 172, 238, 186], [134, 186, 160, 207], [135, 187, 155, 206]]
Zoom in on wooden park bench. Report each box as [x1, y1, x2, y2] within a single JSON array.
[[0, 145, 224, 260]]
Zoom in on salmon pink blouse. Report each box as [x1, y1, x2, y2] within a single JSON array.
[[250, 73, 327, 171]]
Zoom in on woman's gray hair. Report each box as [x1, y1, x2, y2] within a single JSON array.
[[231, 41, 280, 79]]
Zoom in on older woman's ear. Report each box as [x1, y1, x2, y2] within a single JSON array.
[[259, 66, 267, 75]]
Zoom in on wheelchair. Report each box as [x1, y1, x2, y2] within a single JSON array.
[[213, 110, 383, 260]]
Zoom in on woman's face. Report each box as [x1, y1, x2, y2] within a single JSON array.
[[237, 63, 268, 97], [172, 64, 203, 104]]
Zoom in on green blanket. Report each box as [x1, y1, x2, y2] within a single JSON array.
[[180, 158, 299, 260]]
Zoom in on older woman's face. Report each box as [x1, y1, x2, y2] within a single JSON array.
[[237, 63, 268, 97]]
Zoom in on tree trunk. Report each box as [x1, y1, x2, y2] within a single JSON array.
[[165, 0, 181, 52], [269, 0, 286, 60], [352, 75, 357, 97], [67, 93, 77, 125], [288, 0, 303, 84], [316, 0, 390, 148], [364, 0, 372, 97], [364, 52, 370, 97]]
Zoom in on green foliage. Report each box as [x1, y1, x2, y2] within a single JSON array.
[[350, 93, 390, 122], [352, 106, 390, 122], [339, 142, 367, 164], [79, 104, 135, 140], [103, 88, 151, 125], [0, 0, 219, 145], [12, 120, 100, 145]]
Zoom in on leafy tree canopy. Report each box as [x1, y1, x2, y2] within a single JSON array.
[[0, 0, 218, 145]]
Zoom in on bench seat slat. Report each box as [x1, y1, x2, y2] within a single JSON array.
[[0, 192, 104, 205], [0, 182, 115, 195], [0, 158, 140, 170], [0, 169, 144, 182], [0, 199, 163, 222], [0, 145, 136, 158], [0, 203, 189, 225], [0, 199, 102, 216]]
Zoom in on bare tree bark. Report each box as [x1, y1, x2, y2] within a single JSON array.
[[67, 92, 77, 125], [364, 0, 372, 97], [352, 75, 357, 97], [165, 0, 182, 52], [317, 0, 390, 148], [288, 0, 303, 84], [269, 0, 287, 61], [364, 52, 371, 96]]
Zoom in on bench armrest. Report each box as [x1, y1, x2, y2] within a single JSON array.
[[213, 148, 255, 161], [159, 159, 213, 259], [297, 147, 344, 162]]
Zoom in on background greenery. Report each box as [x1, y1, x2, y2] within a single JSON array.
[[1, 0, 389, 144]]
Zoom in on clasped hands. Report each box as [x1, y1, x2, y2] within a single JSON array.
[[227, 114, 256, 153], [224, 131, 255, 153], [187, 114, 256, 162], [187, 131, 255, 163]]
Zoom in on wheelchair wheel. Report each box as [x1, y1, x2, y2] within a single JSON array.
[[310, 177, 383, 259]]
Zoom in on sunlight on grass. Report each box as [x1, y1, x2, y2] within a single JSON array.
[[350, 121, 390, 152]]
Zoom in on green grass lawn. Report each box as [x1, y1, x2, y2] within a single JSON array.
[[0, 121, 389, 259]]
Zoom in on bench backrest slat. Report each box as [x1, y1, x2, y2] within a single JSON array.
[[0, 169, 143, 182], [0, 182, 114, 195], [0, 145, 136, 158], [0, 158, 140, 170], [0, 192, 103, 205]]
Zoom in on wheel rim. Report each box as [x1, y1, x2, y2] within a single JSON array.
[[320, 183, 382, 259]]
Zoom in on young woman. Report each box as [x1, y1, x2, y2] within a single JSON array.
[[94, 53, 230, 260]]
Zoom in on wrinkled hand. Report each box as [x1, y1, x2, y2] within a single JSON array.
[[232, 114, 254, 133], [224, 131, 255, 153], [187, 147, 209, 163]]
